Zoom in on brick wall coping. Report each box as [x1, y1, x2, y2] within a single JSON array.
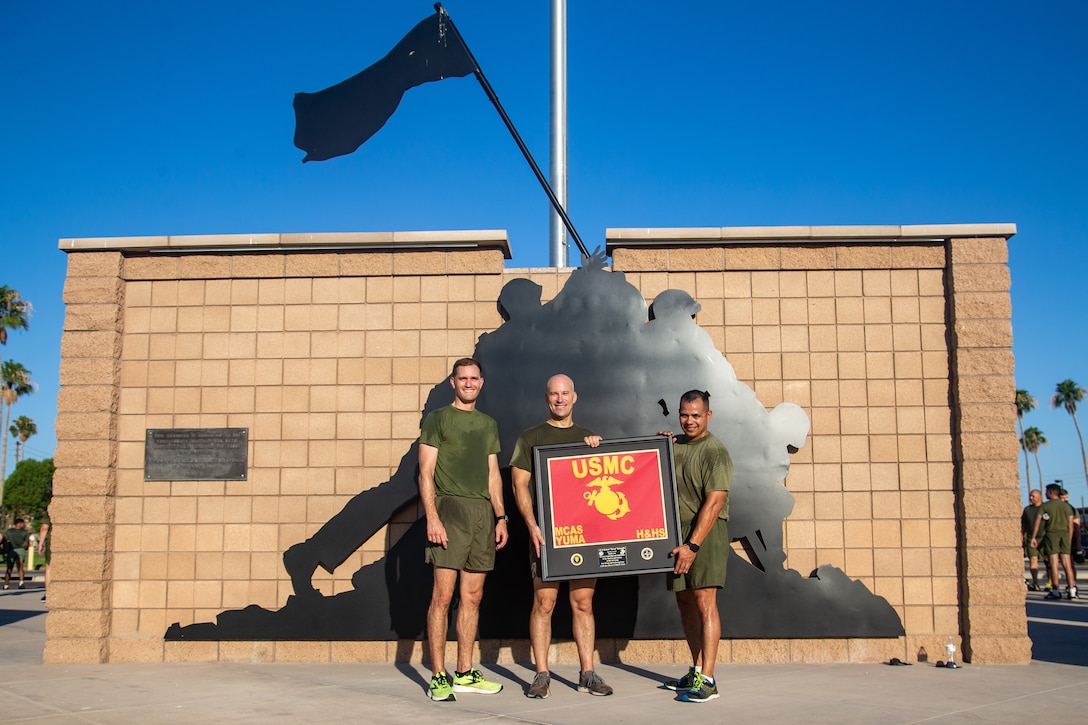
[[58, 230, 512, 259], [605, 223, 1016, 251]]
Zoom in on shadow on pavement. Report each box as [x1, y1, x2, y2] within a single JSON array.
[[1026, 595, 1088, 666]]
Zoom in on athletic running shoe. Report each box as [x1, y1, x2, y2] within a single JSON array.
[[578, 670, 613, 696], [681, 673, 720, 703], [1068, 587, 1079, 600], [526, 671, 550, 699], [1046, 590, 1063, 600], [428, 671, 456, 702], [664, 666, 698, 691], [452, 668, 503, 694]]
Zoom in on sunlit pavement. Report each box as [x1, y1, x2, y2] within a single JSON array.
[[1, 571, 1085, 723]]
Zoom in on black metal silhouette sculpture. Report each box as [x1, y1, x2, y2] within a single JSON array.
[[166, 252, 904, 642]]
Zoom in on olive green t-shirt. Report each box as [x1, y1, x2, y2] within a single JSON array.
[[3, 527, 29, 550], [1021, 504, 1041, 544], [509, 421, 597, 486], [1037, 498, 1072, 537], [419, 405, 500, 499], [673, 433, 733, 527]]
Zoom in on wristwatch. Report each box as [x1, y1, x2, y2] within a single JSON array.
[[496, 514, 509, 523], [685, 541, 700, 553]]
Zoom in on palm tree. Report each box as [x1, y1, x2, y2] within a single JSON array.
[[0, 360, 35, 502], [1016, 389, 1037, 489], [9, 415, 36, 464], [1021, 427, 1047, 485], [0, 286, 31, 345], [1051, 379, 1088, 486]]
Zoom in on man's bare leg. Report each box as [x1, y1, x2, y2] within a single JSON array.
[[692, 587, 721, 680], [569, 579, 597, 673], [675, 589, 703, 668], [455, 570, 486, 673], [427, 567, 458, 675], [530, 579, 560, 672]]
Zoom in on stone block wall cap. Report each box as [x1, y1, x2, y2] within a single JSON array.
[[58, 230, 512, 259], [605, 223, 1017, 248]]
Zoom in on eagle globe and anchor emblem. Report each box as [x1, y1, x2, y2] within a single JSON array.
[[584, 475, 631, 520]]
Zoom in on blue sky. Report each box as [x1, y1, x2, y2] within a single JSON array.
[[2, 1, 1086, 505]]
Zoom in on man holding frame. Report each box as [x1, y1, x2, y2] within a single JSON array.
[[510, 374, 613, 699], [661, 390, 733, 703]]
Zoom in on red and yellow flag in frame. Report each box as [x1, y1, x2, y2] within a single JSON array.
[[546, 448, 669, 548]]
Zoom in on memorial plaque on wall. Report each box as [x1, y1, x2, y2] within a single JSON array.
[[533, 435, 681, 581], [144, 428, 249, 481]]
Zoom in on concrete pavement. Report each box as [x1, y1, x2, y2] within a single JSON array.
[[1, 580, 1086, 723]]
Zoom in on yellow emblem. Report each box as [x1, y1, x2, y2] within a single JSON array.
[[583, 475, 631, 520]]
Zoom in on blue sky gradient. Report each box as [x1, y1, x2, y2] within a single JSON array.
[[2, 1, 1086, 503]]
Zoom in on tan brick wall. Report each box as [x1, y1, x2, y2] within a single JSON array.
[[50, 228, 1028, 664]]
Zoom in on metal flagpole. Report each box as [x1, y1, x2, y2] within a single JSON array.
[[434, 3, 590, 260], [549, 0, 568, 267]]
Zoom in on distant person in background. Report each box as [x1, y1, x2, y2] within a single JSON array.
[[38, 508, 51, 602], [1059, 489, 1083, 573], [1022, 489, 1044, 590], [1031, 483, 1077, 600], [3, 519, 29, 590]]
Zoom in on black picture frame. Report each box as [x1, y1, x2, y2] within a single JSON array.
[[533, 434, 681, 581]]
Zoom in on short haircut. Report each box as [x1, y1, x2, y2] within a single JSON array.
[[451, 357, 484, 378], [1060, 488, 1069, 496], [680, 389, 711, 408], [14, 518, 24, 525], [1046, 483, 1062, 495]]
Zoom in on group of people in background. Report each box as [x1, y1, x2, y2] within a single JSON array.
[[0, 514, 50, 600], [418, 358, 733, 704], [1022, 483, 1083, 599]]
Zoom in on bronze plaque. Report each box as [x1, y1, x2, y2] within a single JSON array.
[[144, 428, 249, 481]]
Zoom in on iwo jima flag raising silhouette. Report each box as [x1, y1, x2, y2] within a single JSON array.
[[292, 12, 473, 162], [293, 3, 592, 258]]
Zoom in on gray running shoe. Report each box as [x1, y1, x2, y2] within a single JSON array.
[[681, 673, 719, 703], [578, 670, 613, 696], [527, 671, 550, 699], [664, 666, 698, 691]]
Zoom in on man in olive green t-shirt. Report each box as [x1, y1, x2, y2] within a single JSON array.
[[1021, 489, 1043, 590], [418, 357, 507, 701], [510, 374, 611, 699], [3, 519, 29, 590], [1031, 483, 1076, 599], [661, 390, 733, 703]]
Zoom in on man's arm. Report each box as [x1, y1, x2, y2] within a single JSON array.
[[418, 443, 447, 549], [487, 453, 508, 549], [670, 490, 727, 575], [37, 522, 49, 555], [1031, 509, 1045, 546], [511, 465, 544, 556]]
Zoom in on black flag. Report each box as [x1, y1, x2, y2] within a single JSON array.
[[293, 13, 474, 162]]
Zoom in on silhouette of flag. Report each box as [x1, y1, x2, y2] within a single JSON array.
[[293, 12, 474, 162]]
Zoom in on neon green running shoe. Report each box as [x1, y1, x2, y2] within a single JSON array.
[[452, 668, 503, 694], [428, 671, 456, 702]]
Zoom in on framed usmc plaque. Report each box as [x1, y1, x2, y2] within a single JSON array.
[[533, 435, 681, 581]]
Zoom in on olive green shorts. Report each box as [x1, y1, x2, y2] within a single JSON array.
[[1040, 531, 1071, 557], [425, 495, 496, 572], [667, 519, 729, 592]]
